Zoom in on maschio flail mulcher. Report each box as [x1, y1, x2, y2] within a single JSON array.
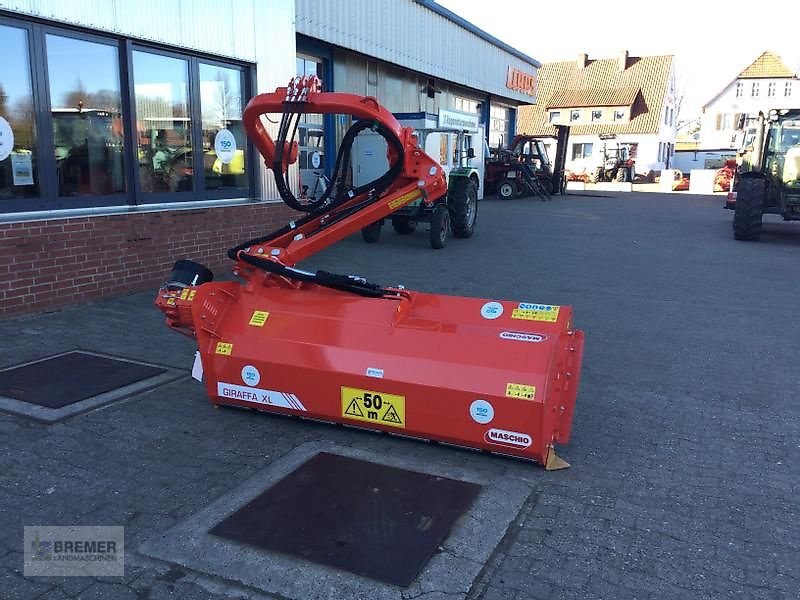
[[155, 76, 585, 469]]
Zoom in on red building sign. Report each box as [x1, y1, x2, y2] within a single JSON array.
[[506, 67, 537, 96]]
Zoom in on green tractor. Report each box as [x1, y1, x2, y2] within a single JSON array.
[[361, 128, 480, 249], [733, 109, 800, 241]]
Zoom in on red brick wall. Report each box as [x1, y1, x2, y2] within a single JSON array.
[[0, 202, 299, 318]]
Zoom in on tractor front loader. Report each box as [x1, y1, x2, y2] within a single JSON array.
[[155, 76, 585, 469]]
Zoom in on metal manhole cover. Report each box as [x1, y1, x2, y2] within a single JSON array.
[[0, 351, 166, 408], [209, 452, 481, 587]]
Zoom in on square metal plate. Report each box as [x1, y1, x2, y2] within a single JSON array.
[[0, 351, 166, 408], [209, 452, 482, 587]]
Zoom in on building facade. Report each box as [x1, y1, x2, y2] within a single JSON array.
[[517, 51, 677, 179], [700, 51, 799, 151], [0, 0, 538, 316]]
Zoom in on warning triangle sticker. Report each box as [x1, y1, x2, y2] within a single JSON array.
[[344, 399, 364, 418], [381, 404, 402, 424]]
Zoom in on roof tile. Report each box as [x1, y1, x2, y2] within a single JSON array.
[[738, 51, 796, 79]]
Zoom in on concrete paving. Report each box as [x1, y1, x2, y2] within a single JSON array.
[[1, 190, 798, 599]]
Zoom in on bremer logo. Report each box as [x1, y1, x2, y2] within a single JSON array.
[[485, 428, 532, 448]]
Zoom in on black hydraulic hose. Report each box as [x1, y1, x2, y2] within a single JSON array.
[[228, 117, 406, 260], [237, 253, 386, 298]]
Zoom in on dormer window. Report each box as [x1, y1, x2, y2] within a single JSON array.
[[591, 110, 602, 122], [570, 109, 580, 122], [549, 111, 561, 123], [613, 109, 626, 122]]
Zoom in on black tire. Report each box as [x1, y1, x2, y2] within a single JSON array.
[[498, 179, 517, 200], [391, 218, 416, 234], [590, 168, 601, 183], [429, 204, 449, 249], [361, 220, 382, 243], [733, 177, 765, 241], [615, 168, 627, 182], [448, 178, 478, 238]]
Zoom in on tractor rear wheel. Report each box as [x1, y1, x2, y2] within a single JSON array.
[[361, 220, 383, 243], [733, 177, 765, 241], [498, 179, 517, 200], [590, 168, 601, 183], [615, 167, 627, 182], [429, 204, 449, 249], [392, 218, 416, 234], [448, 177, 478, 238]]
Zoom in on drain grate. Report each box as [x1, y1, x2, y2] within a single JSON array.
[[0, 351, 166, 408], [209, 452, 481, 587]]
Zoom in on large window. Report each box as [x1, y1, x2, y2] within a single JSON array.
[[0, 16, 252, 214], [0, 24, 39, 200], [295, 54, 326, 200], [488, 104, 510, 148], [133, 51, 192, 193], [46, 34, 125, 198]]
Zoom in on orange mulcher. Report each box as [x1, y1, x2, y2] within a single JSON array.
[[155, 76, 585, 469]]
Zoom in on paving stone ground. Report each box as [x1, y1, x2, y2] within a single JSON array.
[[1, 190, 798, 599]]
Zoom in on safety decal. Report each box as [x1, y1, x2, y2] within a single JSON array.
[[217, 382, 306, 411], [387, 191, 422, 210], [179, 288, 196, 301], [248, 310, 270, 327], [485, 428, 532, 449], [511, 303, 560, 323], [480, 301, 504, 320], [505, 383, 536, 400], [469, 399, 494, 424], [499, 331, 546, 343], [215, 342, 233, 355], [341, 386, 405, 429]]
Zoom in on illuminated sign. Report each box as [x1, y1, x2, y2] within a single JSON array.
[[506, 67, 537, 96]]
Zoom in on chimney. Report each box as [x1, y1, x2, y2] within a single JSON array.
[[577, 53, 588, 70], [618, 50, 629, 71]]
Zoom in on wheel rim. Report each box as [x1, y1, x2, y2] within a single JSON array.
[[465, 195, 476, 226], [439, 211, 449, 242], [500, 182, 513, 197]]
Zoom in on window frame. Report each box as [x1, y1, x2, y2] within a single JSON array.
[[0, 14, 255, 215]]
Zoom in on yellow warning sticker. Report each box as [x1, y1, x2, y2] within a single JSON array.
[[341, 386, 405, 429], [248, 310, 270, 327], [387, 191, 422, 210], [179, 288, 196, 301], [506, 383, 536, 400], [215, 342, 233, 356], [511, 303, 560, 323]]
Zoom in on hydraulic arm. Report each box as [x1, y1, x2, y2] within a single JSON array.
[[155, 76, 584, 469]]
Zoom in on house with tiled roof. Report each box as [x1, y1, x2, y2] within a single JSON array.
[[517, 51, 676, 179], [699, 51, 799, 150]]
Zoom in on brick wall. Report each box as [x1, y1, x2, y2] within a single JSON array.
[[0, 202, 299, 318]]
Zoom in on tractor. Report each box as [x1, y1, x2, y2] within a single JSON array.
[[732, 109, 800, 241], [485, 126, 570, 200], [590, 135, 634, 183], [361, 128, 479, 249]]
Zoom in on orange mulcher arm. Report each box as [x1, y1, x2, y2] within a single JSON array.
[[231, 75, 446, 269]]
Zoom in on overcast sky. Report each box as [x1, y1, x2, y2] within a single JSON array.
[[436, 0, 800, 120]]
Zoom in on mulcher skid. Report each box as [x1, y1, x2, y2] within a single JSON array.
[[156, 76, 585, 469]]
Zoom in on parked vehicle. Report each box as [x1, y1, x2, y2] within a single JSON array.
[[590, 135, 635, 183], [730, 109, 800, 240]]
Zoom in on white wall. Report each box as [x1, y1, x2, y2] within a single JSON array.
[[701, 78, 798, 149]]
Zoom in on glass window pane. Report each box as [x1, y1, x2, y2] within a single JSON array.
[[132, 51, 193, 193], [199, 63, 247, 191], [46, 34, 125, 196], [0, 24, 39, 200]]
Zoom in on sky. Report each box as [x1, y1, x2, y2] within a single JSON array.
[[436, 0, 800, 121]]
